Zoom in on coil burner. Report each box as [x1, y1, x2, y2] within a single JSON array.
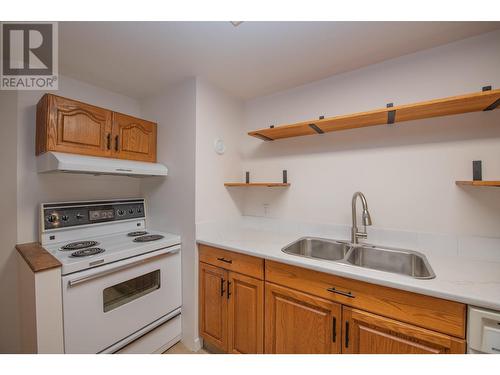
[[133, 234, 164, 242], [127, 231, 149, 237], [70, 248, 106, 258], [61, 241, 99, 251]]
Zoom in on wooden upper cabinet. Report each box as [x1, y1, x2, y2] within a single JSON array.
[[199, 262, 228, 352], [37, 94, 112, 157], [112, 113, 157, 162], [342, 307, 466, 354], [36, 94, 157, 162], [265, 282, 341, 354], [228, 272, 264, 354]]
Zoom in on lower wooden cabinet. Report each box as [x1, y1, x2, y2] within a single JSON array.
[[265, 282, 341, 354], [199, 261, 264, 353], [198, 245, 466, 354], [199, 262, 228, 351], [342, 307, 466, 354], [228, 272, 264, 353]]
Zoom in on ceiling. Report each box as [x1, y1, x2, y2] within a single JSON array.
[[59, 22, 500, 100]]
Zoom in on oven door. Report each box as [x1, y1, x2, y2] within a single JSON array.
[[61, 246, 181, 353]]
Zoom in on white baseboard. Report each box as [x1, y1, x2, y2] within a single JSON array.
[[193, 337, 202, 352], [180, 336, 202, 352]]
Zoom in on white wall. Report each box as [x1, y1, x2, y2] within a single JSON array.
[[140, 78, 244, 351], [0, 91, 20, 353], [241, 30, 500, 238], [139, 78, 198, 350], [195, 79, 245, 223]]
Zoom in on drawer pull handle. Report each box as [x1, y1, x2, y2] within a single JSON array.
[[345, 321, 349, 348], [332, 317, 337, 343], [107, 133, 111, 150], [217, 257, 233, 264], [227, 280, 232, 299], [220, 278, 225, 297], [327, 287, 354, 298]]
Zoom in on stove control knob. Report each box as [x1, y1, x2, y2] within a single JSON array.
[[61, 215, 69, 221], [137, 208, 142, 213], [117, 209, 124, 216], [47, 214, 58, 223], [76, 213, 83, 220], [128, 209, 134, 214]]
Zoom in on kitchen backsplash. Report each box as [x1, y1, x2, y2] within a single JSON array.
[[196, 215, 500, 263]]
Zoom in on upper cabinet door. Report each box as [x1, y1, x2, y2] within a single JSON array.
[[112, 113, 157, 162], [342, 307, 466, 354], [37, 94, 113, 157], [265, 282, 341, 354]]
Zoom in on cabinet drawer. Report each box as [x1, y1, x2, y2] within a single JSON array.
[[266, 260, 466, 338], [198, 244, 264, 280], [342, 307, 466, 354]]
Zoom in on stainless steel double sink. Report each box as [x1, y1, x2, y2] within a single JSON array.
[[282, 237, 435, 279]]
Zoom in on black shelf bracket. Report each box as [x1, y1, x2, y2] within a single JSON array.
[[309, 123, 324, 134], [309, 116, 326, 134], [282, 170, 288, 184], [387, 103, 396, 125], [484, 99, 500, 111], [481, 85, 500, 111], [253, 133, 273, 141]]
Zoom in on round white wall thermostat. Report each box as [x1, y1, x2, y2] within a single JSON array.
[[214, 138, 226, 155]]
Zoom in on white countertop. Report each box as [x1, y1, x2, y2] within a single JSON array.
[[196, 217, 500, 311]]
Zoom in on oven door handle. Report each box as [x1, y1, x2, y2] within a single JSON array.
[[67, 247, 180, 287]]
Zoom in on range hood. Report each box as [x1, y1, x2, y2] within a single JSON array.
[[37, 152, 168, 177]]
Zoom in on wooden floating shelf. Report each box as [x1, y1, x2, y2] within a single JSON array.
[[249, 88, 500, 141], [455, 181, 500, 187], [224, 182, 290, 187]]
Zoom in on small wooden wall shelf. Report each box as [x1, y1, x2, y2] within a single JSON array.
[[225, 170, 290, 187], [224, 182, 290, 187], [455, 181, 500, 187], [248, 88, 500, 141]]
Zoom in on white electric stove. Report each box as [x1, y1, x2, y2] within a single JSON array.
[[40, 198, 182, 354]]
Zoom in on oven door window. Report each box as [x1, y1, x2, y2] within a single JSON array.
[[103, 270, 161, 312]]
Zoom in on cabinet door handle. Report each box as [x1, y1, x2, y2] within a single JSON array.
[[327, 287, 355, 298], [227, 280, 231, 299], [345, 321, 349, 348], [217, 257, 233, 264], [115, 135, 119, 151], [220, 278, 225, 297], [332, 317, 337, 343], [107, 133, 111, 150]]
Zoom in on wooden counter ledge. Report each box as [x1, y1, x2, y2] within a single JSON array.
[[16, 242, 61, 272]]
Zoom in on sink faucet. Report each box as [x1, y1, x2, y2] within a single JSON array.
[[351, 192, 372, 244]]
